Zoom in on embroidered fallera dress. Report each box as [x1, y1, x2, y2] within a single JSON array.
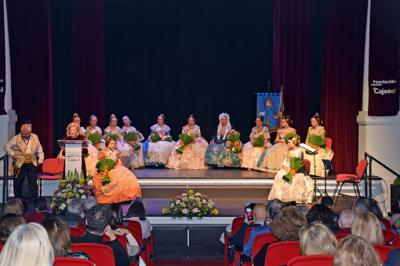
[[121, 126, 145, 169], [143, 124, 175, 166], [265, 127, 296, 171], [241, 127, 272, 171]]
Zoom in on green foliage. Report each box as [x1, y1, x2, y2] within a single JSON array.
[[87, 133, 102, 145], [124, 132, 138, 142], [253, 134, 265, 147], [96, 158, 116, 172], [309, 134, 326, 148], [283, 157, 306, 183], [179, 133, 194, 145]]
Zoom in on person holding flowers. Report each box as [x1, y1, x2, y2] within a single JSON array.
[[121, 115, 145, 169], [103, 114, 122, 136], [166, 114, 208, 169], [241, 114, 272, 171], [143, 114, 175, 167], [85, 114, 102, 136], [268, 133, 314, 204], [205, 113, 243, 167], [265, 114, 297, 171], [92, 136, 141, 204], [303, 113, 334, 176]]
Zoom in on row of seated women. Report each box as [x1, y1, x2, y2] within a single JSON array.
[[67, 111, 333, 177]]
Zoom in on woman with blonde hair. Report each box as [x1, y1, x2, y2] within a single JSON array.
[[333, 235, 380, 266], [0, 223, 54, 266], [351, 212, 384, 245], [299, 223, 337, 255]]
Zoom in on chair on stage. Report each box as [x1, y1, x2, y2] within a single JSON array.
[[252, 233, 277, 262], [374, 244, 394, 262], [224, 216, 244, 266], [265, 241, 301, 266], [38, 158, 64, 196], [287, 255, 334, 266], [325, 137, 332, 150], [332, 159, 368, 204], [71, 243, 115, 266], [304, 159, 311, 175], [54, 257, 95, 266]]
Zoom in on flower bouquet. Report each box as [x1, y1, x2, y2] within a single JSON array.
[[123, 132, 141, 151], [226, 131, 242, 153], [96, 157, 116, 186], [162, 189, 219, 219], [252, 134, 266, 148], [308, 134, 326, 148], [176, 133, 194, 154], [50, 176, 91, 215], [150, 132, 173, 142], [283, 157, 307, 183], [87, 133, 102, 149]]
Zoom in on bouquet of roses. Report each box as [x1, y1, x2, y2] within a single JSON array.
[[283, 157, 307, 183], [50, 176, 91, 215], [252, 134, 266, 148], [150, 132, 173, 142], [87, 133, 102, 149], [124, 132, 141, 151], [162, 189, 219, 219], [226, 131, 242, 153], [176, 133, 194, 154]]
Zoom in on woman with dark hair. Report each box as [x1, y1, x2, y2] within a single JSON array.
[[109, 204, 124, 229], [241, 114, 271, 171], [268, 134, 314, 203], [304, 112, 334, 176], [127, 200, 152, 239], [0, 214, 26, 242], [306, 204, 340, 232], [167, 114, 209, 169], [265, 115, 297, 170], [253, 206, 307, 266]]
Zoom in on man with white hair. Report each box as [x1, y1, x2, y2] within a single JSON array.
[[4, 120, 44, 199]]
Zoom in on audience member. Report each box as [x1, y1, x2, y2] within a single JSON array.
[[338, 210, 355, 231], [127, 200, 152, 239], [3, 198, 24, 216], [351, 212, 384, 245], [25, 197, 50, 223], [296, 204, 310, 217], [0, 223, 54, 266], [71, 205, 130, 266], [42, 217, 90, 259], [243, 204, 271, 258], [63, 198, 84, 226], [0, 214, 26, 242], [232, 203, 256, 250], [306, 204, 339, 231], [253, 206, 307, 266], [266, 199, 284, 219], [82, 196, 97, 213], [320, 196, 334, 209], [333, 235, 380, 266], [383, 249, 400, 266], [299, 223, 337, 255], [110, 204, 124, 229]]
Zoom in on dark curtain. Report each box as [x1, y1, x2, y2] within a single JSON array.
[[272, 0, 316, 138], [104, 0, 274, 139], [0, 1, 5, 115], [321, 0, 367, 172], [7, 0, 53, 157]]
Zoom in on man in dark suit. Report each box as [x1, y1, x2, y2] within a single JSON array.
[[71, 205, 130, 266]]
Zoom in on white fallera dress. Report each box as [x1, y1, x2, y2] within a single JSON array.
[[241, 126, 272, 171], [121, 126, 145, 169], [144, 124, 175, 166], [268, 147, 314, 204], [166, 125, 209, 169]]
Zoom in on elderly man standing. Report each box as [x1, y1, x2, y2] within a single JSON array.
[[4, 120, 44, 199]]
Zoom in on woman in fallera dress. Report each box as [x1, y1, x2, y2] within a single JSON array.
[[268, 133, 314, 204], [121, 115, 145, 169], [103, 114, 122, 136], [92, 137, 142, 204], [265, 115, 296, 171], [166, 114, 209, 169], [143, 114, 175, 167], [205, 113, 242, 168], [241, 115, 272, 171], [85, 115, 102, 136], [72, 113, 86, 136], [303, 113, 334, 177]]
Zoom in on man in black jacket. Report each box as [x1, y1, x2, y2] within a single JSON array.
[[71, 205, 130, 266]]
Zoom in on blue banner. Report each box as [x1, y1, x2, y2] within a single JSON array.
[[256, 93, 281, 131]]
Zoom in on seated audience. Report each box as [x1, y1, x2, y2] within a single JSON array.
[[266, 199, 284, 220], [3, 198, 24, 216], [0, 214, 26, 242], [42, 217, 90, 259], [296, 204, 310, 217], [384, 249, 400, 266], [306, 204, 339, 231], [243, 203, 271, 258], [353, 197, 386, 229], [63, 198, 84, 227], [71, 205, 130, 266], [320, 196, 334, 209], [82, 196, 97, 213], [299, 223, 337, 255], [333, 235, 380, 266], [24, 197, 50, 223], [232, 203, 256, 250], [0, 223, 54, 266], [338, 210, 355, 232], [127, 200, 152, 239], [351, 212, 384, 245], [253, 206, 307, 266]]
